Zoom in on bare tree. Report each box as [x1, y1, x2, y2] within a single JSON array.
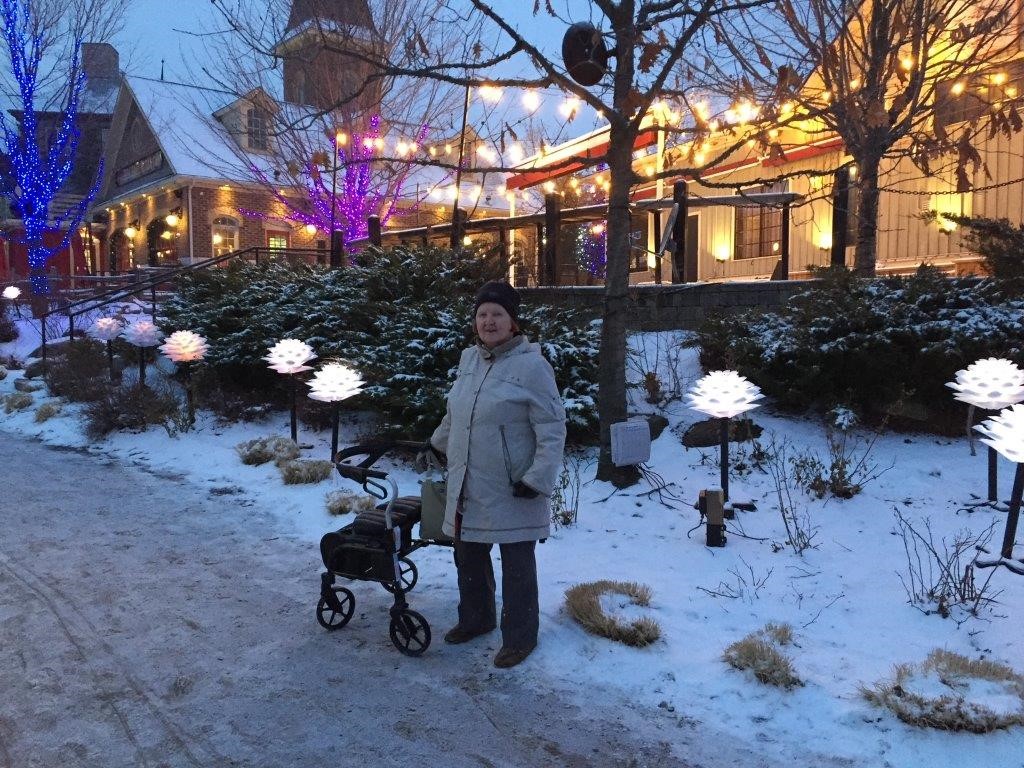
[[210, 1, 777, 485], [705, 0, 1024, 275]]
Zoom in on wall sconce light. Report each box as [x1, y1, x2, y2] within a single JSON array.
[[165, 207, 183, 227], [713, 243, 731, 262], [817, 232, 833, 250], [124, 220, 140, 239], [304, 223, 318, 236]]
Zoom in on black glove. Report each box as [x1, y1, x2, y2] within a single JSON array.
[[512, 480, 539, 499]]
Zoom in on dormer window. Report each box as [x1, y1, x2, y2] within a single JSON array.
[[247, 107, 268, 151]]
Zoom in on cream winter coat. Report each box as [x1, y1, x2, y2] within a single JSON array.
[[430, 335, 567, 544]]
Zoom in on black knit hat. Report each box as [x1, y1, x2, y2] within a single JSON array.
[[474, 280, 521, 321]]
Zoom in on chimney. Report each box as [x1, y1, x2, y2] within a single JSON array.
[[82, 43, 119, 80]]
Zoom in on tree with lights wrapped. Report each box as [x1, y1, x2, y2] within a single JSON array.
[[241, 115, 432, 251], [0, 0, 121, 295]]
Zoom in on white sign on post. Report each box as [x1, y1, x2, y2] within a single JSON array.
[[610, 419, 651, 467]]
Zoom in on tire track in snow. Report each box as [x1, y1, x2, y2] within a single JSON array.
[[0, 548, 217, 767]]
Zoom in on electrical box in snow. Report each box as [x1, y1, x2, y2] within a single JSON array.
[[610, 420, 651, 466]]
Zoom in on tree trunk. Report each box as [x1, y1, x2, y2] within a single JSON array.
[[595, 127, 641, 487], [853, 156, 882, 277]]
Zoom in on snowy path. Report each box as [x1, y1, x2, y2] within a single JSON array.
[[0, 433, 738, 768]]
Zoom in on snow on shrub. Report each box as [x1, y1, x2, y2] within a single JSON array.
[[162, 246, 600, 441], [695, 266, 1024, 430]]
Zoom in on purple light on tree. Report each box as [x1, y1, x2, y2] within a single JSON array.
[[242, 115, 431, 248]]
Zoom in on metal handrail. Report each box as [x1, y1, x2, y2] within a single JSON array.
[[39, 246, 323, 359]]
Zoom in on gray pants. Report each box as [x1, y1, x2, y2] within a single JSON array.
[[454, 540, 538, 650]]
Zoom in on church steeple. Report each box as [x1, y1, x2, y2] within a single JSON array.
[[277, 0, 383, 114]]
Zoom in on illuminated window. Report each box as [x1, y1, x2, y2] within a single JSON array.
[[267, 231, 289, 250], [733, 182, 787, 260], [212, 215, 239, 257]]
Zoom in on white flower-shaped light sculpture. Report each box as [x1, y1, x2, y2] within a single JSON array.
[[122, 320, 163, 348], [88, 317, 123, 381], [121, 320, 163, 388], [308, 362, 365, 459], [687, 370, 763, 503], [159, 330, 209, 363], [159, 331, 208, 428], [265, 338, 317, 443], [976, 404, 1024, 465], [947, 358, 1024, 411], [308, 362, 365, 403], [3, 285, 21, 317], [687, 370, 764, 419], [974, 404, 1024, 572], [88, 316, 123, 342], [264, 339, 316, 374], [948, 357, 1024, 506]]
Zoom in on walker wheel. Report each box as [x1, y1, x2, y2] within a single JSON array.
[[382, 557, 418, 594], [316, 587, 355, 631], [389, 609, 431, 656]]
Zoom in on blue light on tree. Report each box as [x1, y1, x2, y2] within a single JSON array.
[[0, 0, 102, 295], [575, 223, 607, 278]]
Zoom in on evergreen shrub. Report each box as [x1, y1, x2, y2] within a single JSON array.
[[162, 245, 601, 441], [694, 266, 1024, 431]]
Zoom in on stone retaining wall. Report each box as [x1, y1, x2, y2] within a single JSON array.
[[522, 281, 810, 330]]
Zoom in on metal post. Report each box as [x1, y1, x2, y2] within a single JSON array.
[[672, 181, 690, 283], [68, 312, 75, 343], [652, 211, 662, 285], [329, 135, 341, 268], [999, 463, 1024, 559], [830, 167, 850, 267], [368, 216, 382, 247], [106, 340, 115, 382], [138, 347, 146, 388], [290, 375, 298, 444], [150, 285, 157, 320], [777, 201, 791, 281], [544, 194, 560, 286], [330, 404, 340, 461], [449, 80, 472, 250], [41, 319, 47, 363], [184, 363, 195, 428], [535, 222, 544, 284], [720, 416, 730, 502], [989, 445, 999, 503]]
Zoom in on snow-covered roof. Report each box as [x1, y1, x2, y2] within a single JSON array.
[[125, 76, 270, 183], [80, 76, 120, 115]]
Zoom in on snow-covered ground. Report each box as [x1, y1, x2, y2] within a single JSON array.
[[3, 316, 1024, 767]]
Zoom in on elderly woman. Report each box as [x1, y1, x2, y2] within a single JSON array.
[[428, 280, 566, 668]]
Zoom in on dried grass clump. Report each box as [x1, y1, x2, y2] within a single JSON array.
[[723, 622, 802, 690], [235, 436, 300, 466], [279, 459, 333, 485], [14, 378, 42, 393], [325, 489, 378, 516], [861, 649, 1024, 733], [4, 392, 33, 413], [34, 402, 62, 423], [564, 580, 661, 647]]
